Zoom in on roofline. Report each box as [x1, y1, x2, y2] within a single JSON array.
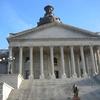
[[7, 22, 99, 40]]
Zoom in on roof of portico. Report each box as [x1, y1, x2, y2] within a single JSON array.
[[7, 22, 100, 40]]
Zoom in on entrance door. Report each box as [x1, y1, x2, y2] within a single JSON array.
[[54, 70, 59, 78]]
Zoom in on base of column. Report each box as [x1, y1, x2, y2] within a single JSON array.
[[29, 75, 34, 80], [72, 73, 77, 78], [18, 74, 23, 79], [93, 72, 98, 76], [61, 73, 66, 79], [51, 74, 55, 79], [40, 74, 45, 79], [83, 73, 87, 77]]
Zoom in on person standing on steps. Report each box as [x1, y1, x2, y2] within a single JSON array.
[[72, 84, 80, 100]]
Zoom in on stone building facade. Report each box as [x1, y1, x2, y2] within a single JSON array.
[[7, 5, 100, 80]]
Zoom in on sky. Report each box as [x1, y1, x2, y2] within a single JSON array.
[[0, 0, 100, 49]]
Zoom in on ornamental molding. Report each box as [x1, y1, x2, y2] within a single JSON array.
[[9, 37, 100, 42]]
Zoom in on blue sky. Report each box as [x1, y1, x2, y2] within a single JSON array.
[[0, 0, 100, 49]]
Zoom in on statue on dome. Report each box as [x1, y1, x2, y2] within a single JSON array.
[[37, 5, 61, 26], [44, 5, 54, 17]]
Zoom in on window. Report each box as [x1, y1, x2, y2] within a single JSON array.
[[54, 57, 58, 66]]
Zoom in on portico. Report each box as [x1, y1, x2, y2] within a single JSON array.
[[8, 45, 100, 79]]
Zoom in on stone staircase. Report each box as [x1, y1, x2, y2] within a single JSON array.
[[7, 76, 100, 100], [0, 74, 18, 89]]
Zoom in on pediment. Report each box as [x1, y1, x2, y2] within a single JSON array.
[[8, 22, 97, 40]]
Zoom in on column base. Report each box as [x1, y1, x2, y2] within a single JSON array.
[[18, 74, 23, 79], [72, 73, 77, 78], [93, 72, 98, 76], [61, 73, 66, 79], [83, 73, 87, 77], [51, 74, 55, 79], [29, 75, 33, 80], [40, 74, 45, 79]]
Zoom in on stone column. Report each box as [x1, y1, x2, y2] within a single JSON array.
[[85, 55, 90, 76], [19, 47, 23, 75], [77, 55, 81, 78], [8, 47, 13, 74], [68, 54, 71, 78], [94, 52, 99, 74], [60, 46, 66, 78], [90, 46, 97, 75], [40, 47, 44, 79], [97, 48, 100, 73], [29, 47, 33, 79], [80, 46, 87, 77], [70, 46, 77, 77], [50, 47, 55, 79]]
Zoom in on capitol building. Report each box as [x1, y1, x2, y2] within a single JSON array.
[[0, 5, 100, 100]]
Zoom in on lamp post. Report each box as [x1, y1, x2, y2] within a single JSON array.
[[0, 57, 8, 74], [0, 57, 6, 63], [8, 56, 15, 74]]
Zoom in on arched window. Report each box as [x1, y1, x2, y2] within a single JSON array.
[[54, 57, 58, 66]]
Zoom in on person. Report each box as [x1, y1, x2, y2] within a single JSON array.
[[73, 84, 78, 96], [72, 84, 80, 100]]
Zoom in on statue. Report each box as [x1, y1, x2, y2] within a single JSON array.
[[37, 5, 61, 26], [72, 84, 80, 100], [44, 5, 54, 17]]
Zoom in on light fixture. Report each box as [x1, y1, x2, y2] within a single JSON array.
[[0, 59, 2, 62], [3, 57, 5, 60]]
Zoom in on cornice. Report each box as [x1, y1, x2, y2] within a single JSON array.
[[9, 37, 100, 42]]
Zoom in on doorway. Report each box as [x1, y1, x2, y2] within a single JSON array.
[[54, 70, 59, 78]]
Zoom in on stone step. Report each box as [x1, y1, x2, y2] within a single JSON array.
[[7, 76, 100, 100]]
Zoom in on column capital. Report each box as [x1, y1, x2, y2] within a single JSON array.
[[40, 46, 43, 48], [19, 46, 23, 49], [60, 46, 64, 48], [30, 46, 33, 48], [60, 46, 64, 51], [70, 46, 74, 48], [50, 46, 54, 48], [80, 46, 84, 48], [50, 46, 53, 51], [89, 45, 94, 48]]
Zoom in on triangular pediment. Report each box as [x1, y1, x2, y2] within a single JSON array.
[[8, 22, 97, 40]]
